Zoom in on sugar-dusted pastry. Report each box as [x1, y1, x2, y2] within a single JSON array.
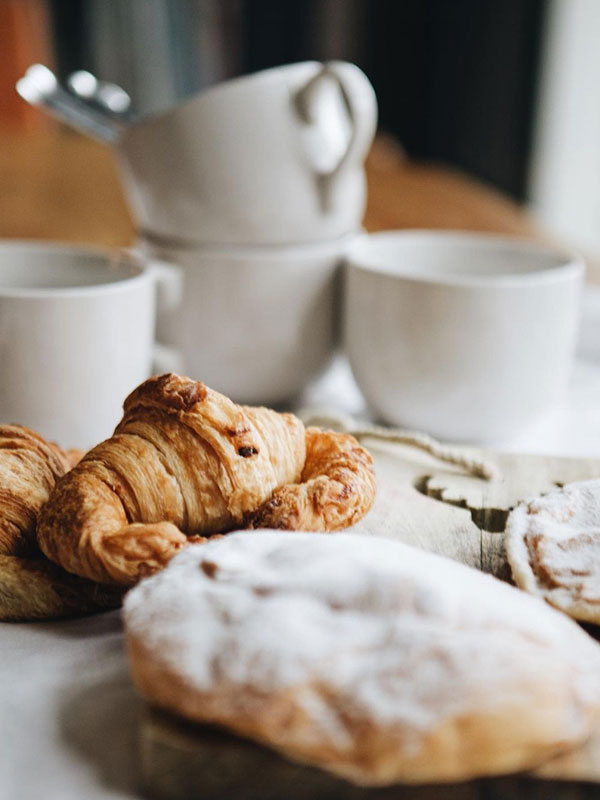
[[506, 479, 600, 623], [37, 374, 376, 586], [124, 532, 600, 785], [0, 424, 121, 620]]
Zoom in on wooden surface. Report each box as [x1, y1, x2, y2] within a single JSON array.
[[141, 436, 600, 798], [0, 128, 134, 247], [363, 137, 542, 239], [141, 710, 600, 800]]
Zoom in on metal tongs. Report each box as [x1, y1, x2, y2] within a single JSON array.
[[16, 64, 134, 144]]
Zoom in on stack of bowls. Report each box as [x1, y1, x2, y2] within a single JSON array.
[[115, 61, 378, 404]]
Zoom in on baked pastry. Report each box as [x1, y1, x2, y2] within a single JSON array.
[[248, 427, 376, 531], [37, 374, 376, 586], [0, 424, 73, 557], [124, 532, 600, 785], [0, 424, 120, 620], [506, 479, 600, 623], [0, 554, 123, 621]]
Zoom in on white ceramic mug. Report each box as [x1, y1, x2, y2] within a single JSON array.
[[344, 231, 584, 443], [117, 61, 377, 246], [139, 232, 356, 405], [0, 241, 178, 449]]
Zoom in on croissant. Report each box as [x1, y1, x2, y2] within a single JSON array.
[[37, 374, 376, 586], [0, 425, 121, 620], [0, 424, 72, 557], [248, 426, 376, 531]]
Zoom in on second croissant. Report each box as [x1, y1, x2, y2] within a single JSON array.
[[37, 374, 376, 586]]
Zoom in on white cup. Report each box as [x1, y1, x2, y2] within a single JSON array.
[[139, 233, 356, 405], [344, 231, 584, 443], [117, 61, 377, 246], [0, 241, 178, 449]]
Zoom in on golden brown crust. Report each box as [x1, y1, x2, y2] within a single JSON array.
[[37, 375, 307, 586], [37, 375, 376, 587], [0, 424, 121, 620], [0, 554, 123, 621], [247, 427, 376, 531], [127, 635, 586, 785], [65, 448, 85, 469], [123, 372, 209, 414], [0, 424, 72, 557]]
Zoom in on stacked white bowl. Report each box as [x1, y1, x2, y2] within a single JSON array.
[[115, 61, 377, 404]]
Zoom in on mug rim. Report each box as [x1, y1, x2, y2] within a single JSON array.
[[0, 240, 150, 298], [345, 230, 585, 288]]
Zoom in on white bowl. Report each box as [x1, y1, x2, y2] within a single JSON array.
[[344, 230, 584, 443]]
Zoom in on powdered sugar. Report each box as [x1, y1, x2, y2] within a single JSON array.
[[507, 479, 600, 621], [124, 531, 600, 740]]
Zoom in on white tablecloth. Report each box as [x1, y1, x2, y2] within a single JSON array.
[[1, 611, 141, 799], [2, 353, 600, 799]]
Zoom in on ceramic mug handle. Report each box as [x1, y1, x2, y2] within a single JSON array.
[[294, 61, 377, 209], [145, 259, 185, 374]]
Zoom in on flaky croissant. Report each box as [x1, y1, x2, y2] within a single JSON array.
[[37, 374, 376, 586], [248, 427, 376, 531], [0, 424, 73, 557], [0, 425, 121, 621]]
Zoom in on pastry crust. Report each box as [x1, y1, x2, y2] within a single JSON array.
[[0, 424, 72, 557], [0, 424, 121, 620], [506, 479, 600, 623], [0, 555, 123, 621], [248, 427, 376, 531], [37, 375, 376, 587], [124, 532, 600, 785]]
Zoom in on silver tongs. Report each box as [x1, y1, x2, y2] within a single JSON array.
[[16, 64, 134, 144]]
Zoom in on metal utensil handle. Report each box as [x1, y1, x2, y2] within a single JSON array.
[[16, 65, 124, 143]]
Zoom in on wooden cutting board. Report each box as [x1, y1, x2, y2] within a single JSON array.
[[139, 438, 600, 799]]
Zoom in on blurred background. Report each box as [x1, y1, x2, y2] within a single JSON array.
[[1, 0, 598, 258]]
